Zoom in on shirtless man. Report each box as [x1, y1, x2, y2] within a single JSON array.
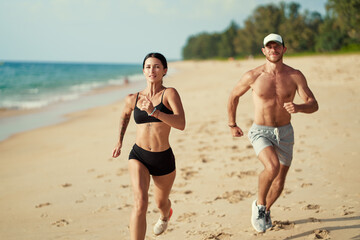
[[227, 33, 318, 233]]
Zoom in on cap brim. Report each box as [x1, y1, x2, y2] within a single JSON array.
[[264, 40, 282, 46]]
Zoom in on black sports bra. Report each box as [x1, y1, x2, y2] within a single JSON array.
[[133, 89, 174, 124]]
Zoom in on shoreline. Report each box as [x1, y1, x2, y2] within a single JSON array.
[[0, 56, 359, 239], [0, 80, 138, 119], [0, 81, 145, 142]]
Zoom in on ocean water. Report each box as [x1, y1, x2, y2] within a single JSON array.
[[0, 61, 146, 141], [0, 61, 143, 110]]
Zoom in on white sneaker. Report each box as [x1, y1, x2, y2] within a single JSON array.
[[265, 210, 272, 230], [251, 200, 266, 232], [153, 208, 173, 235]]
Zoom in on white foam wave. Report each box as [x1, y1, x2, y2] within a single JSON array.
[[70, 82, 104, 93], [1, 100, 49, 109], [108, 78, 125, 85], [27, 88, 39, 94], [0, 93, 80, 110]]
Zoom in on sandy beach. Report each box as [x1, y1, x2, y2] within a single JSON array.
[[0, 54, 359, 239]]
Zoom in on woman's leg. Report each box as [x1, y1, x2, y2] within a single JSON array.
[[152, 170, 176, 220], [128, 159, 151, 240]]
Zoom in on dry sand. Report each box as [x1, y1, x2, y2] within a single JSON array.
[[0, 54, 359, 239]]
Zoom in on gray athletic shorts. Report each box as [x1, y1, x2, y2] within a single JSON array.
[[247, 123, 294, 166]]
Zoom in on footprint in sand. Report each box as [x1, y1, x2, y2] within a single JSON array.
[[281, 206, 292, 211], [301, 183, 313, 188], [116, 167, 128, 176], [200, 155, 213, 163], [52, 219, 70, 227], [230, 155, 252, 162], [96, 174, 106, 179], [303, 204, 320, 210], [309, 217, 321, 223], [177, 212, 197, 223], [313, 229, 330, 239], [227, 170, 257, 179], [204, 232, 233, 240], [270, 220, 295, 231], [180, 167, 198, 180], [35, 202, 51, 208], [302, 204, 320, 213], [215, 190, 254, 203], [230, 145, 238, 150], [61, 183, 72, 188], [198, 145, 219, 151], [283, 188, 292, 195], [229, 144, 252, 151], [92, 205, 111, 214], [201, 158, 211, 163], [340, 205, 355, 216], [118, 203, 132, 210]]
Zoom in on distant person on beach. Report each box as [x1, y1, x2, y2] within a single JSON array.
[[227, 33, 318, 233], [112, 52, 185, 239]]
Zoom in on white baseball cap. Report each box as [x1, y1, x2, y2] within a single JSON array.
[[263, 33, 284, 46]]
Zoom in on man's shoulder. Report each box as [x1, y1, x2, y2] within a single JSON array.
[[282, 64, 307, 85], [283, 64, 303, 76], [245, 65, 264, 80]]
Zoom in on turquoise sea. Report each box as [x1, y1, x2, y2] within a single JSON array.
[[0, 61, 146, 141], [0, 61, 143, 109]]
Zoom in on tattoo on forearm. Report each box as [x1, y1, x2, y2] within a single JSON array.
[[119, 115, 130, 142]]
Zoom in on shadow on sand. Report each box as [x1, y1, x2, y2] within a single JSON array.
[[282, 215, 360, 239]]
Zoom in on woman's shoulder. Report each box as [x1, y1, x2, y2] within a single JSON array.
[[124, 92, 138, 108], [164, 87, 179, 96], [163, 87, 181, 103]]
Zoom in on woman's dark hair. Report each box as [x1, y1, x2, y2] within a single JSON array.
[[142, 52, 168, 70]]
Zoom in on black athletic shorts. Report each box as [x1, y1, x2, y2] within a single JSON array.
[[129, 144, 175, 176]]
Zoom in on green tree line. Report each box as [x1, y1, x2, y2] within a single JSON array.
[[182, 0, 360, 60]]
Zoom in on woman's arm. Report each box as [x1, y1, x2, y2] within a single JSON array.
[[155, 88, 186, 130], [112, 94, 135, 158]]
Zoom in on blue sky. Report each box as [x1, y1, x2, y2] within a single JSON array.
[[0, 0, 328, 63]]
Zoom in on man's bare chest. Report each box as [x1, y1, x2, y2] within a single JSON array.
[[251, 75, 296, 100]]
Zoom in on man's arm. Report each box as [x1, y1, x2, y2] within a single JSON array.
[[227, 71, 253, 136], [284, 70, 319, 114]]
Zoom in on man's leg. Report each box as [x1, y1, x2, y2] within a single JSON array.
[[257, 146, 280, 206], [251, 146, 280, 232], [265, 164, 290, 210]]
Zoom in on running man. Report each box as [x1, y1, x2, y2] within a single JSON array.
[[227, 33, 318, 233]]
